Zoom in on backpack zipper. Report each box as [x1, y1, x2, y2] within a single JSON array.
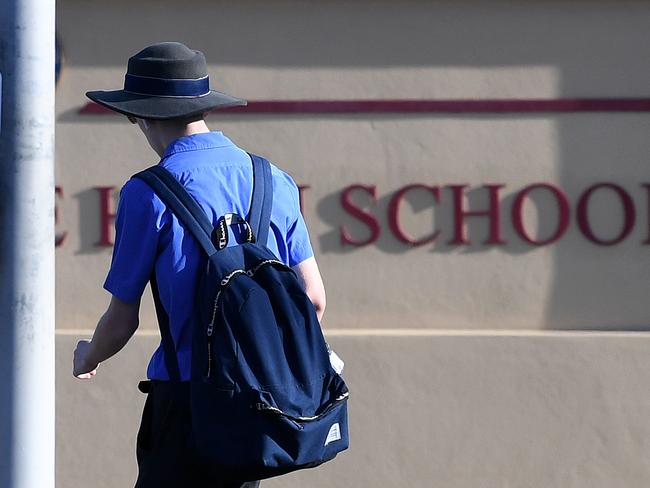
[[205, 293, 220, 378], [255, 391, 350, 423]]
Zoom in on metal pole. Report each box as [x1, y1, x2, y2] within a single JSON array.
[[0, 0, 56, 485]]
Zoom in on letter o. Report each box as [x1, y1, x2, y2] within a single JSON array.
[[577, 183, 635, 246], [511, 184, 570, 245]]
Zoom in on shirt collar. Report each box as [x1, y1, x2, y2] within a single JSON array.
[[162, 131, 235, 158]]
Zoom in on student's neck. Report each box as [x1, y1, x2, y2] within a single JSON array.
[[183, 119, 211, 137], [155, 120, 211, 156]]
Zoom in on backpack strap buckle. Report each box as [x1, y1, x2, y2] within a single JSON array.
[[213, 213, 256, 250], [211, 217, 229, 250]]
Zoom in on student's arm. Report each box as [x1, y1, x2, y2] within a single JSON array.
[[292, 256, 326, 322], [74, 179, 161, 379], [73, 296, 140, 379]]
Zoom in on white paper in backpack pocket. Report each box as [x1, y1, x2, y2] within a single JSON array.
[[328, 348, 345, 375]]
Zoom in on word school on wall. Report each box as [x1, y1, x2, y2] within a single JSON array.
[[54, 182, 650, 249]]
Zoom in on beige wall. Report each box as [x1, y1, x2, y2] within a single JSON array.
[[55, 1, 650, 487], [57, 332, 650, 488], [56, 0, 650, 332]]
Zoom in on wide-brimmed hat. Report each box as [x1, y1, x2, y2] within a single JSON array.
[[86, 42, 246, 120]]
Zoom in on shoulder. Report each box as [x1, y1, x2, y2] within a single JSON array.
[[117, 174, 166, 215], [120, 175, 152, 197], [242, 156, 301, 221], [270, 164, 299, 194]]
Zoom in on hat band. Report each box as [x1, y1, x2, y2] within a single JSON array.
[[123, 74, 210, 98]]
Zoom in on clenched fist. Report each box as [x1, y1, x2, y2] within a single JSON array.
[[73, 340, 99, 379]]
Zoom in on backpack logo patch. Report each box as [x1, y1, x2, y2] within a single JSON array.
[[325, 423, 341, 446]]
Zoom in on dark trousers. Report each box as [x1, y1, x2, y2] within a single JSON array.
[[135, 381, 261, 488]]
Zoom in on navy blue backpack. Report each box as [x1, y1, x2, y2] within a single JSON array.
[[133, 154, 349, 481]]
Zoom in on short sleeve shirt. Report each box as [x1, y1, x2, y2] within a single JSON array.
[[103, 132, 314, 380]]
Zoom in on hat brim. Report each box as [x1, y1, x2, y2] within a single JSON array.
[[85, 89, 247, 120]]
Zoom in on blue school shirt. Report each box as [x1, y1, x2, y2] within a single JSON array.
[[103, 132, 314, 380]]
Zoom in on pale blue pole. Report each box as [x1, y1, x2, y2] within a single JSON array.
[[0, 0, 56, 485]]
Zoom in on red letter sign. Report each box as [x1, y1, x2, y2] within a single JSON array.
[[95, 186, 117, 247], [449, 184, 505, 245], [577, 183, 635, 245], [387, 184, 441, 246], [512, 183, 570, 245], [297, 184, 310, 215], [340, 184, 381, 246]]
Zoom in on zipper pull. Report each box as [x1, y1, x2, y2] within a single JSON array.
[[206, 341, 212, 378]]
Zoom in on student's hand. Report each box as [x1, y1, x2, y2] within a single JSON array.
[[73, 340, 99, 379]]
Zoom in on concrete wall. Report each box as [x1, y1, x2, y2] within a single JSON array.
[[57, 332, 650, 488], [54, 1, 650, 487]]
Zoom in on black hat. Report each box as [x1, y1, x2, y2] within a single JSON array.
[[86, 42, 246, 120]]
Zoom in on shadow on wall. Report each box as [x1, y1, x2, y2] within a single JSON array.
[[55, 0, 650, 78], [59, 1, 581, 68], [75, 188, 115, 255], [550, 120, 650, 331]]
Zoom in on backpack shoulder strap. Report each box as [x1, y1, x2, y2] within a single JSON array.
[[133, 166, 217, 256], [247, 153, 273, 245], [132, 166, 218, 382]]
